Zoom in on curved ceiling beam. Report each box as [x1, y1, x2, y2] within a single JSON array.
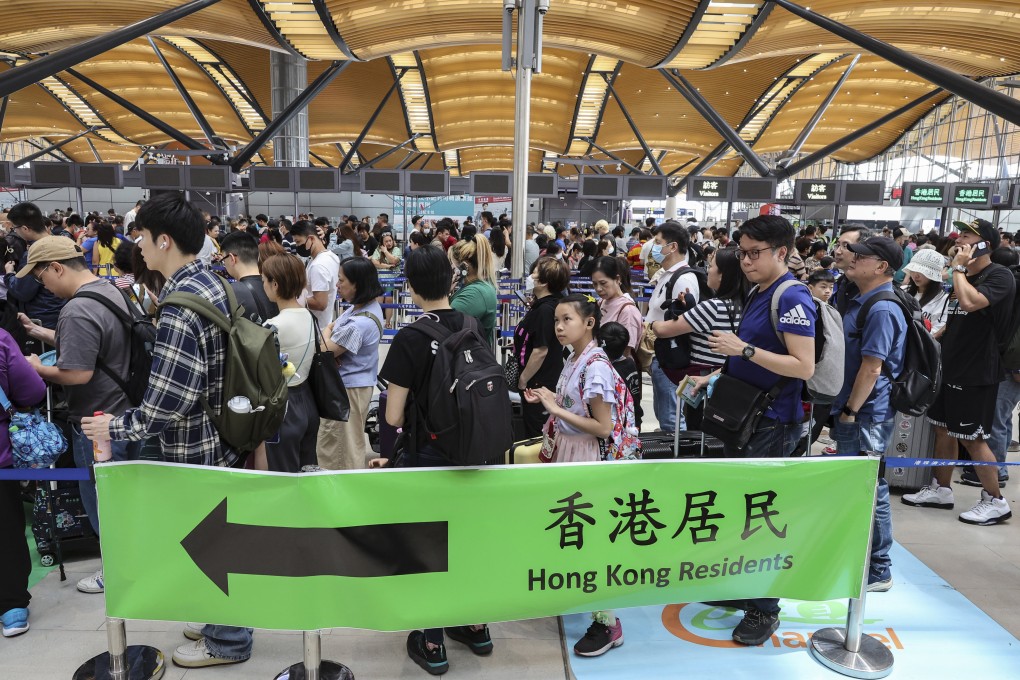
[[701, 1, 774, 70], [245, 0, 305, 59], [651, 0, 712, 69], [311, 0, 363, 61]]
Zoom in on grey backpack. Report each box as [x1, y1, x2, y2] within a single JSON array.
[[767, 280, 845, 403]]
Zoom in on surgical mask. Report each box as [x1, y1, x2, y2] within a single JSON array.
[[651, 244, 666, 264], [295, 244, 311, 257], [525, 275, 535, 292]]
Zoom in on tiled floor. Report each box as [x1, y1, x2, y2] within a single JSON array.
[[5, 388, 1019, 678]]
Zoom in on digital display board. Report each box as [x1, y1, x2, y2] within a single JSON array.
[[794, 179, 838, 204], [950, 183, 993, 209], [733, 177, 775, 202], [187, 166, 233, 191], [77, 164, 124, 189], [839, 181, 885, 205], [624, 175, 667, 200], [406, 171, 450, 196], [142, 165, 185, 190], [360, 169, 404, 194], [0, 162, 16, 187], [902, 182, 948, 207], [296, 168, 339, 193], [527, 173, 558, 198], [249, 167, 294, 191], [578, 175, 623, 200], [686, 176, 731, 202], [30, 162, 74, 188], [470, 172, 512, 196]]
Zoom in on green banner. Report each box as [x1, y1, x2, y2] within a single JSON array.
[[95, 458, 877, 631]]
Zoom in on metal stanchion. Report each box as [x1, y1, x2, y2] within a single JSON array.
[[72, 618, 165, 680], [809, 454, 894, 679], [273, 630, 353, 680]]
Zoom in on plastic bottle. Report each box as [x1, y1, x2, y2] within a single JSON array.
[[91, 411, 113, 462]]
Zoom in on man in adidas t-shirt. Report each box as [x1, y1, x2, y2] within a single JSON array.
[[693, 215, 816, 647], [645, 221, 701, 433]]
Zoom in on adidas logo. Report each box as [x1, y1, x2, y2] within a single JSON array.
[[779, 304, 812, 327]]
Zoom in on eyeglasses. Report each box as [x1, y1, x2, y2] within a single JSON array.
[[32, 263, 53, 284], [736, 247, 777, 261], [852, 253, 879, 262]]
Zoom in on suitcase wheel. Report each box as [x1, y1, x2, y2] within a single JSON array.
[[40, 554, 55, 567]]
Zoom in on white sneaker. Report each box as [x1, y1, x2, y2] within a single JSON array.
[[183, 623, 205, 641], [959, 490, 1012, 526], [172, 638, 247, 668], [76, 569, 104, 594], [902, 478, 954, 509]]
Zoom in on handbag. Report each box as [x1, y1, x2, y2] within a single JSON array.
[[701, 373, 789, 450], [306, 313, 351, 422], [1, 385, 67, 469]]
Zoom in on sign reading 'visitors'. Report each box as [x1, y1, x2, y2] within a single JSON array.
[[687, 177, 732, 201]]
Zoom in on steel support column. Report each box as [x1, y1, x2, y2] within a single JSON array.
[[603, 75, 663, 175], [270, 52, 309, 168], [767, 0, 1020, 128], [0, 97, 7, 133], [340, 74, 403, 172], [15, 127, 99, 165], [0, 0, 221, 99], [661, 69, 773, 177], [147, 37, 220, 147], [586, 140, 645, 175], [231, 61, 349, 172], [780, 53, 861, 166]]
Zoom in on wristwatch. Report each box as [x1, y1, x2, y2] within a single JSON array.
[[842, 405, 858, 417], [953, 264, 968, 274], [741, 344, 756, 361]]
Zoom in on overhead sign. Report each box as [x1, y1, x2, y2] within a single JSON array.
[[794, 179, 838, 204], [96, 459, 876, 632], [733, 177, 776, 203], [687, 177, 732, 202], [839, 181, 885, 206], [950, 183, 993, 209], [902, 182, 948, 207]]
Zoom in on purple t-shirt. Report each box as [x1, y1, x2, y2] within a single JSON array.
[[0, 329, 47, 467]]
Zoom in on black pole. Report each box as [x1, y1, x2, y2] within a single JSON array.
[[667, 157, 699, 177], [776, 88, 945, 179], [586, 140, 645, 175], [661, 69, 773, 178], [340, 74, 402, 172], [231, 61, 350, 172], [66, 68, 210, 153], [602, 76, 663, 175], [15, 128, 99, 165], [0, 97, 7, 133], [780, 54, 861, 166], [767, 0, 1020, 128], [0, 0, 222, 99], [147, 37, 220, 146], [354, 136, 421, 173], [939, 206, 949, 236]]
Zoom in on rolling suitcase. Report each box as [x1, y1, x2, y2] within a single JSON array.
[[885, 412, 938, 490], [507, 436, 542, 465], [639, 431, 724, 459], [377, 388, 400, 459]]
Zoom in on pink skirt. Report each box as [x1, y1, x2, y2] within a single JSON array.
[[552, 432, 602, 463]]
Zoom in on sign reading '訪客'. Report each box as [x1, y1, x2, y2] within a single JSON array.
[[95, 459, 877, 632]]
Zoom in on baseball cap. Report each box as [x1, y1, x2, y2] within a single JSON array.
[[953, 218, 1000, 249], [15, 236, 84, 278], [847, 236, 904, 272]]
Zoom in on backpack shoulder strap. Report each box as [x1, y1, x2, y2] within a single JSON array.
[[159, 278, 235, 333], [240, 278, 270, 322], [74, 289, 132, 326], [406, 314, 454, 344], [852, 290, 903, 338], [768, 279, 807, 347], [355, 309, 384, 336]]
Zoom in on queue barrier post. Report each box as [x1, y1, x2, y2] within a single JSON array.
[[273, 630, 353, 680], [808, 453, 894, 679], [72, 617, 165, 680]]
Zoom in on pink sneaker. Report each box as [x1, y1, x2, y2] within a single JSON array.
[[573, 618, 624, 657]]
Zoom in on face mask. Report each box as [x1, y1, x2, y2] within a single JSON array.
[[525, 275, 535, 292], [651, 244, 666, 264], [295, 244, 311, 257]]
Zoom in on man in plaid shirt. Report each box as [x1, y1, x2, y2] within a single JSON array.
[[82, 192, 253, 668]]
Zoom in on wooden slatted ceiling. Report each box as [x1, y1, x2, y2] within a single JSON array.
[[57, 136, 142, 165], [458, 147, 545, 175], [324, 0, 700, 66], [734, 2, 1020, 76], [304, 59, 410, 148], [0, 0, 278, 54], [420, 46, 587, 155], [0, 64, 90, 143]]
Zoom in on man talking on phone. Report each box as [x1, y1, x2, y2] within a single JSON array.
[[903, 218, 1016, 525]]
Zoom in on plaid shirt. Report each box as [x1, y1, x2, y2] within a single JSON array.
[[109, 260, 239, 467]]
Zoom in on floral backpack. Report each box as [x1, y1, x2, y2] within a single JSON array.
[[578, 352, 642, 461]]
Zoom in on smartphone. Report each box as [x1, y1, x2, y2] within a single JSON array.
[[971, 241, 989, 259], [514, 289, 529, 305]]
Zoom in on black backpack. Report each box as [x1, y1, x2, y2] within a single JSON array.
[[653, 265, 713, 371], [406, 313, 513, 466], [853, 290, 941, 417], [75, 285, 157, 407]]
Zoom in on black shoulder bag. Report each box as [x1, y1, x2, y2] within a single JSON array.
[[306, 312, 351, 421]]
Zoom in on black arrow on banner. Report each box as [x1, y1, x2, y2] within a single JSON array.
[[181, 499, 449, 595]]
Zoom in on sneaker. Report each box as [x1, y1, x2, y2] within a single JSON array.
[[172, 637, 247, 668], [406, 631, 448, 676], [959, 490, 1012, 526], [732, 608, 780, 645], [822, 445, 837, 454], [902, 478, 954, 509], [867, 577, 893, 593], [1008, 440, 1020, 453], [959, 468, 1006, 489], [1, 608, 29, 638], [76, 569, 104, 594], [444, 625, 493, 656], [183, 623, 205, 641], [573, 618, 624, 657]]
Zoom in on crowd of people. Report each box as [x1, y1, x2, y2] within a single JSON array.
[[0, 195, 1017, 675]]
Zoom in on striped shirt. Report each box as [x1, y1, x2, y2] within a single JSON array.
[[682, 298, 741, 368]]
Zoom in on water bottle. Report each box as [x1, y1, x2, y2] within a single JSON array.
[[91, 411, 112, 462]]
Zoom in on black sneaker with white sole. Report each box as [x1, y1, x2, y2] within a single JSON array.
[[732, 608, 780, 646]]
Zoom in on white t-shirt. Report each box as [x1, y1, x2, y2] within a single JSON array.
[[265, 308, 317, 387], [645, 259, 701, 323], [124, 208, 137, 229], [197, 235, 217, 267], [300, 250, 340, 331]]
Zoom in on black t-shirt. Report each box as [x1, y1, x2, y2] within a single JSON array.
[[513, 294, 563, 390], [363, 235, 378, 257], [942, 264, 1016, 386], [380, 309, 468, 447], [230, 275, 279, 324]]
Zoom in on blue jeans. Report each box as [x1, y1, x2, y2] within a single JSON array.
[[202, 625, 253, 660], [70, 426, 141, 536], [650, 357, 683, 433], [830, 417, 893, 584], [989, 375, 1020, 472]]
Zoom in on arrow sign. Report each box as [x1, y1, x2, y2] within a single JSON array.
[[181, 499, 448, 595]]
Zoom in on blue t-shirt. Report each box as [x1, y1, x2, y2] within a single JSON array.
[[830, 283, 906, 421], [726, 273, 816, 423]]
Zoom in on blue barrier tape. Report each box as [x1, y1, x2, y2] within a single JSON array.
[[0, 467, 92, 481]]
